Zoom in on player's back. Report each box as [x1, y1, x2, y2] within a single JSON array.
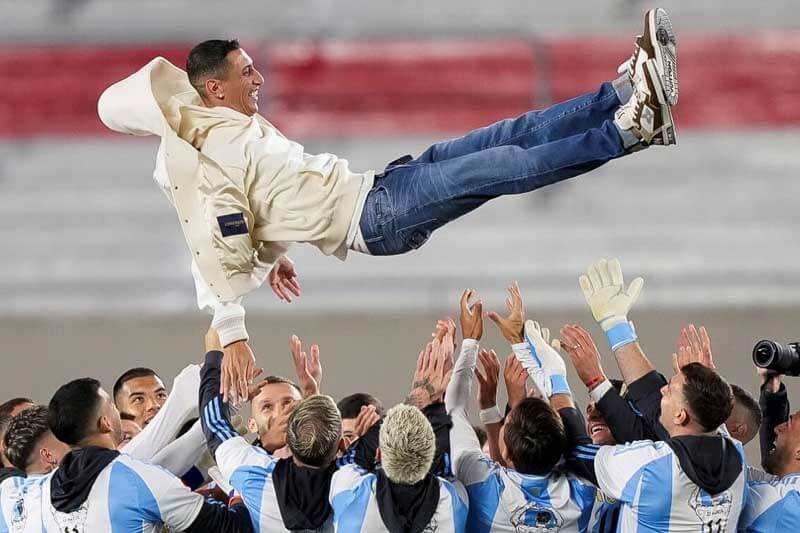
[[456, 452, 596, 532], [0, 473, 48, 533], [36, 450, 202, 533], [593, 438, 747, 533], [739, 470, 800, 532], [330, 464, 468, 533]]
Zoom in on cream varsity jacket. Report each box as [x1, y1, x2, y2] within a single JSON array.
[[98, 57, 370, 344]]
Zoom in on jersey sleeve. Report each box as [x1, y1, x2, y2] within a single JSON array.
[[594, 441, 666, 502]]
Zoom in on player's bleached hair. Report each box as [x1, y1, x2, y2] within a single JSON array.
[[286, 394, 341, 467], [379, 404, 435, 485]]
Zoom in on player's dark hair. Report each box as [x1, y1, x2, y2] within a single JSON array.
[[113, 367, 160, 405], [262, 375, 303, 395], [730, 383, 762, 440], [187, 39, 241, 95], [0, 398, 34, 419], [681, 363, 734, 432], [4, 405, 49, 471], [337, 393, 385, 419], [48, 378, 103, 446], [504, 397, 566, 475]]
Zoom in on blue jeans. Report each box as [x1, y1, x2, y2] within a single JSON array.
[[359, 80, 635, 255]]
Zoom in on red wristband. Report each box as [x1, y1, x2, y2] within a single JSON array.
[[585, 375, 606, 390]]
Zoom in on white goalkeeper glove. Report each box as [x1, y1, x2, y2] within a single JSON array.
[[524, 320, 570, 397], [579, 258, 643, 351]]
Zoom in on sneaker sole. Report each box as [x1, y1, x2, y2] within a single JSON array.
[[644, 60, 677, 145], [646, 8, 679, 106]]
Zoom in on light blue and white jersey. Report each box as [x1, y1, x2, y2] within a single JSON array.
[[215, 436, 334, 533], [587, 490, 621, 533], [739, 469, 800, 532], [329, 464, 468, 533], [456, 450, 596, 533], [36, 454, 203, 533], [0, 474, 48, 533], [589, 440, 747, 533]]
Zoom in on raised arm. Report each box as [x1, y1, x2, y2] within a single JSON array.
[[561, 324, 658, 443], [579, 258, 655, 384], [758, 369, 789, 467], [290, 335, 322, 398], [476, 348, 504, 463], [121, 363, 201, 461]]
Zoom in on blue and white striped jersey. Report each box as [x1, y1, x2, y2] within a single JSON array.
[[739, 469, 800, 532], [588, 490, 621, 533], [583, 440, 747, 533], [329, 464, 468, 533], [0, 474, 47, 533], [35, 454, 204, 533], [214, 436, 335, 533], [455, 450, 596, 532]]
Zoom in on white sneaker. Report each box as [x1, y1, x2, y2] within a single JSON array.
[[615, 58, 676, 145], [618, 8, 678, 106]]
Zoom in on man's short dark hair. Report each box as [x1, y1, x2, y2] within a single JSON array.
[[186, 39, 241, 95], [681, 363, 734, 432], [337, 393, 385, 420], [113, 368, 159, 404], [0, 398, 34, 419], [4, 405, 49, 471], [262, 375, 302, 395], [730, 383, 762, 437], [504, 398, 566, 475], [48, 378, 103, 446]]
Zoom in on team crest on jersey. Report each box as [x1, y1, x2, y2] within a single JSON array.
[[11, 497, 27, 528], [51, 502, 88, 533], [689, 487, 733, 533], [510, 502, 563, 532]]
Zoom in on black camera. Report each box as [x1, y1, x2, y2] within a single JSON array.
[[752, 340, 800, 376]]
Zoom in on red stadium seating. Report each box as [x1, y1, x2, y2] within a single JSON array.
[[1, 35, 799, 138]]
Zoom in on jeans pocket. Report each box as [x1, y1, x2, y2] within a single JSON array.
[[397, 217, 440, 250]]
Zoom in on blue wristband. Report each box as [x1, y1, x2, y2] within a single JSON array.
[[549, 375, 571, 397], [606, 321, 637, 351]]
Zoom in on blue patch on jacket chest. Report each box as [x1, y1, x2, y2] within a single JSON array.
[[217, 213, 249, 237]]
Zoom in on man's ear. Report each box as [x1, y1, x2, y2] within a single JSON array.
[[248, 417, 258, 435], [675, 408, 690, 427], [205, 79, 223, 99], [98, 415, 113, 435], [375, 448, 382, 464]]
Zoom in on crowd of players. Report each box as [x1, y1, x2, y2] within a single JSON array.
[[0, 258, 798, 532]]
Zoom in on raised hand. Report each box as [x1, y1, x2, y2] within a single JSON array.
[[407, 337, 454, 409], [504, 353, 528, 409], [221, 340, 259, 405], [459, 289, 483, 341], [579, 258, 643, 329], [354, 405, 381, 438], [560, 324, 607, 388], [673, 324, 715, 371], [261, 400, 297, 452], [290, 335, 322, 397], [476, 349, 501, 409], [488, 282, 525, 344], [524, 319, 570, 397], [269, 256, 302, 303]]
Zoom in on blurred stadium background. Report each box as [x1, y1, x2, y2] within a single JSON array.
[[2, 0, 799, 456]]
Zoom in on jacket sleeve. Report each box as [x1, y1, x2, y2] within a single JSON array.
[[594, 381, 657, 443], [184, 500, 254, 533], [625, 371, 670, 441], [558, 406, 600, 485], [192, 259, 248, 347], [423, 402, 454, 478], [337, 422, 381, 471], [759, 382, 790, 467]]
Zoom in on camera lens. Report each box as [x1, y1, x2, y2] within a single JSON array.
[[752, 339, 800, 377]]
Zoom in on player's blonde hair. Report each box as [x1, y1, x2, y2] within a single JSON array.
[[286, 394, 341, 467], [379, 404, 435, 485]]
